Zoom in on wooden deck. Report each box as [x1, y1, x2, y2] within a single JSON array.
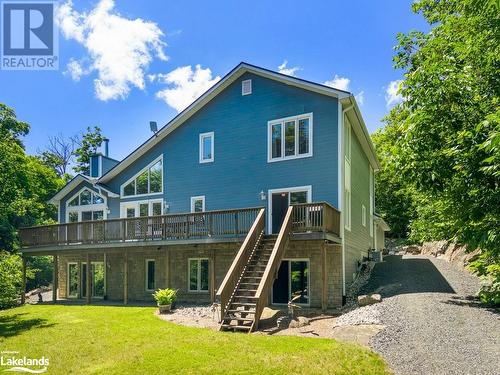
[[19, 202, 341, 253]]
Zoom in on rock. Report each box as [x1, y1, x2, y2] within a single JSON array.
[[358, 293, 382, 307], [421, 240, 448, 257], [288, 316, 310, 328], [402, 245, 421, 255]]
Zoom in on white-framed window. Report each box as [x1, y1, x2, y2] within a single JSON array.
[[199, 132, 214, 163], [67, 262, 79, 298], [369, 166, 374, 237], [121, 156, 163, 198], [268, 113, 313, 162], [120, 199, 163, 218], [362, 205, 366, 227], [188, 258, 209, 292], [190, 196, 205, 213], [242, 79, 252, 95], [145, 259, 156, 291], [66, 187, 107, 223]]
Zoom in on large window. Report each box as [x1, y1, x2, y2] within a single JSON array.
[[120, 199, 163, 218], [268, 113, 312, 162], [189, 258, 209, 292], [146, 259, 155, 291], [66, 188, 106, 222], [121, 157, 163, 197], [199, 132, 214, 163]]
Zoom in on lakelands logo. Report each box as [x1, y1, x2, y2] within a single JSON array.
[[1, 1, 58, 70], [1, 351, 49, 373]]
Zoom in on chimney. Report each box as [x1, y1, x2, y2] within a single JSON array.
[[103, 138, 109, 157]]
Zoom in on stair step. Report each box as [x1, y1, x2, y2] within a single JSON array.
[[224, 316, 254, 322], [220, 324, 251, 331], [227, 309, 256, 314], [237, 288, 257, 293], [239, 282, 260, 286], [229, 302, 257, 307]]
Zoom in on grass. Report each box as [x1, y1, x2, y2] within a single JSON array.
[[0, 305, 390, 374]]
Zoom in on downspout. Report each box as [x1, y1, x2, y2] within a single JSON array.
[[340, 100, 354, 300]]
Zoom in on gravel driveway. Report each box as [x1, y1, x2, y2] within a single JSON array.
[[348, 255, 499, 375]]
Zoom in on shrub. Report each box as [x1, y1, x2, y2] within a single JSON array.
[[0, 251, 33, 309], [152, 288, 177, 306]]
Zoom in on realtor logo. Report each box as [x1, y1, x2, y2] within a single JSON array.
[[1, 1, 58, 70]]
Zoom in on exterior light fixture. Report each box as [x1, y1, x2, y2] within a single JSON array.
[[259, 191, 267, 201]]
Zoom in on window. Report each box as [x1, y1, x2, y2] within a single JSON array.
[[362, 205, 366, 227], [189, 258, 209, 292], [146, 259, 155, 291], [121, 157, 163, 197], [199, 132, 214, 163], [242, 79, 252, 95], [191, 196, 205, 213], [120, 199, 163, 218], [268, 113, 312, 162], [66, 188, 106, 223]]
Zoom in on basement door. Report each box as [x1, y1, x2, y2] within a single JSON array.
[[272, 260, 310, 305], [80, 262, 105, 298]]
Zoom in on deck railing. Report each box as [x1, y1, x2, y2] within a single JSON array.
[[291, 201, 341, 237], [19, 207, 263, 248]]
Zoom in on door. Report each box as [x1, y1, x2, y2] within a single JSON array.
[[272, 261, 289, 304], [272, 260, 310, 305], [272, 192, 289, 233], [81, 263, 105, 298]]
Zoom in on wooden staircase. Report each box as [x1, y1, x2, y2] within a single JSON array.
[[216, 206, 294, 333], [220, 235, 277, 332]]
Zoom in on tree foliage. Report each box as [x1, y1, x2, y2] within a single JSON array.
[[375, 0, 499, 304], [73, 126, 105, 175]]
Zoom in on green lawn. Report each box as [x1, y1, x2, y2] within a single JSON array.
[[0, 305, 390, 374]]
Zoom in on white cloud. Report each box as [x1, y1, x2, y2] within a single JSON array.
[[155, 65, 221, 112], [324, 75, 350, 91], [355, 91, 364, 106], [277, 60, 300, 76], [385, 80, 403, 107], [57, 0, 167, 101]]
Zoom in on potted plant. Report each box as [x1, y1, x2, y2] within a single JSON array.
[[153, 288, 177, 314]]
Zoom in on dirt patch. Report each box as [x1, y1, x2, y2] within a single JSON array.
[[156, 304, 220, 330]]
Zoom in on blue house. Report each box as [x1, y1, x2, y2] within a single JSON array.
[[20, 62, 383, 332]]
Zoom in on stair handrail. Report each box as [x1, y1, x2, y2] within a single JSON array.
[[215, 208, 265, 320], [252, 205, 294, 331]]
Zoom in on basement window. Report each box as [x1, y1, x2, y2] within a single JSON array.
[[188, 258, 209, 292]]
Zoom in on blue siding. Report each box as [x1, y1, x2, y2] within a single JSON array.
[[90, 156, 100, 177], [104, 72, 339, 219], [102, 156, 119, 175]]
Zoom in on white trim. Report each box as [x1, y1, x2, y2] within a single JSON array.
[[120, 198, 164, 218], [362, 205, 366, 227], [267, 185, 312, 234], [271, 258, 311, 307], [120, 155, 163, 198], [190, 196, 206, 213], [67, 262, 79, 298], [267, 113, 313, 163], [145, 259, 156, 291], [98, 62, 350, 184], [188, 258, 209, 293], [369, 166, 374, 238], [242, 79, 252, 95], [199, 132, 214, 163]]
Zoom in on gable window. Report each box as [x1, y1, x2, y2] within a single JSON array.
[[189, 258, 209, 292], [145, 259, 155, 291], [362, 205, 366, 227], [242, 79, 252, 95], [191, 196, 205, 213], [121, 156, 163, 197], [66, 188, 106, 222], [199, 132, 214, 163], [268, 113, 313, 162]]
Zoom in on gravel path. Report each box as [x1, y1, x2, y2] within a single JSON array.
[[358, 255, 500, 375]]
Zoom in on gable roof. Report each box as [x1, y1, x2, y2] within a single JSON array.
[[48, 174, 119, 204], [98, 62, 359, 183]]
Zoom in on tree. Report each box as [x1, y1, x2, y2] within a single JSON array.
[[39, 133, 76, 179], [73, 126, 106, 175], [378, 0, 499, 304], [0, 103, 29, 147]]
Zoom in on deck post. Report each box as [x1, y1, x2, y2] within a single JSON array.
[[123, 250, 128, 305], [321, 244, 327, 312], [52, 255, 58, 304], [103, 252, 107, 299], [210, 249, 216, 303], [86, 253, 91, 304], [77, 260, 81, 299], [21, 256, 26, 304]]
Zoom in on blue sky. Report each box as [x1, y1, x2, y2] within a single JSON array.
[[0, 0, 428, 161]]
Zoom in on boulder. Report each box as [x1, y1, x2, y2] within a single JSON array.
[[358, 294, 382, 307], [421, 240, 448, 256], [289, 316, 310, 328], [276, 316, 291, 329]]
